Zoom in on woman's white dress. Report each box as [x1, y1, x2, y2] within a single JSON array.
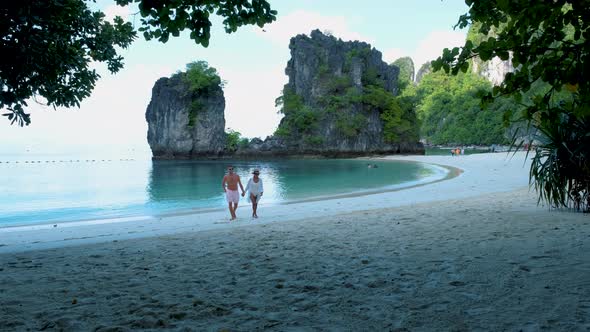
[[245, 178, 264, 203]]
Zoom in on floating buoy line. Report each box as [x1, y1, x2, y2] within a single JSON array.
[[0, 159, 136, 164]]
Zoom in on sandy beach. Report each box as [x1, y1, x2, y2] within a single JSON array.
[[1, 152, 589, 331]]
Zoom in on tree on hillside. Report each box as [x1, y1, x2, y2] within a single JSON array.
[[0, 0, 276, 126], [392, 57, 415, 91], [416, 70, 507, 145], [433, 0, 590, 211]]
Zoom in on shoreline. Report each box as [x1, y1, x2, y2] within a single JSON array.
[[1, 152, 532, 254], [1, 151, 589, 330], [0, 159, 454, 230]]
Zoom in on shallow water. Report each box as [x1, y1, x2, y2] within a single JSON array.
[[0, 157, 447, 226]]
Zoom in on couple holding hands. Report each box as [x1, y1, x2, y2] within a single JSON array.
[[222, 166, 264, 220]]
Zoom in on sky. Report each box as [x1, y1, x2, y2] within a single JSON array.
[[1, 0, 469, 157]]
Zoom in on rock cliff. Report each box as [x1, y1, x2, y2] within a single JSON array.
[[415, 62, 432, 84], [145, 74, 226, 159], [467, 23, 514, 86], [146, 32, 425, 159], [265, 29, 423, 156], [471, 54, 514, 86]]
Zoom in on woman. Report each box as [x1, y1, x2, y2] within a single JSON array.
[[243, 169, 264, 218]]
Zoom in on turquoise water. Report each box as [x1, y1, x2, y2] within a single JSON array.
[[0, 157, 447, 227]]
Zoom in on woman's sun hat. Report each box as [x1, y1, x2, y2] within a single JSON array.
[[252, 168, 260, 174]]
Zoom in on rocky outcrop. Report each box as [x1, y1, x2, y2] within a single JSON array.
[[415, 62, 432, 84], [146, 75, 226, 159], [260, 29, 423, 156], [467, 23, 514, 86], [146, 31, 425, 159], [471, 54, 514, 86], [392, 56, 415, 83]]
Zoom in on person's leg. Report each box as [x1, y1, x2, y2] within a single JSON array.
[[250, 194, 257, 217], [228, 202, 235, 220], [232, 202, 238, 219], [253, 202, 258, 217]]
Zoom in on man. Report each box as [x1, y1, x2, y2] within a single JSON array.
[[222, 165, 245, 220]]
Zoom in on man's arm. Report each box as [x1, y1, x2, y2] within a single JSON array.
[[222, 175, 227, 192], [238, 176, 245, 193]]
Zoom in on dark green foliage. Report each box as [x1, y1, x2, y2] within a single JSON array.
[[335, 113, 367, 138], [0, 0, 135, 126], [290, 107, 320, 133], [179, 61, 224, 93], [434, 0, 590, 211], [273, 126, 291, 138], [1, 0, 276, 125], [323, 87, 362, 114], [275, 45, 420, 144], [362, 67, 386, 88], [275, 89, 321, 135], [529, 100, 590, 211], [325, 76, 354, 94], [174, 61, 222, 127], [345, 47, 372, 63], [238, 137, 250, 149], [225, 129, 242, 152], [344, 47, 371, 71], [187, 100, 204, 128], [116, 0, 276, 46], [363, 85, 418, 143], [415, 70, 507, 145], [275, 89, 304, 115], [304, 136, 324, 146], [315, 56, 330, 79]]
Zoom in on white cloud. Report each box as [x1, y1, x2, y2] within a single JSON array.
[[103, 4, 132, 23], [253, 10, 373, 47], [1, 64, 172, 155], [221, 66, 287, 139], [382, 30, 466, 73], [412, 30, 466, 69], [382, 48, 409, 64]]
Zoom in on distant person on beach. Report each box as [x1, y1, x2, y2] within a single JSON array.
[[243, 169, 264, 218], [222, 165, 245, 221]]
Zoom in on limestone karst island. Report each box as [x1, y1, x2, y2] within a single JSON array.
[[146, 30, 424, 159]]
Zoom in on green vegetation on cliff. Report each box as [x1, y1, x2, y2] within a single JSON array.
[[412, 69, 507, 145], [275, 56, 419, 143], [274, 89, 321, 137], [174, 61, 224, 128], [181, 61, 224, 93], [225, 129, 249, 152], [392, 57, 415, 91]]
